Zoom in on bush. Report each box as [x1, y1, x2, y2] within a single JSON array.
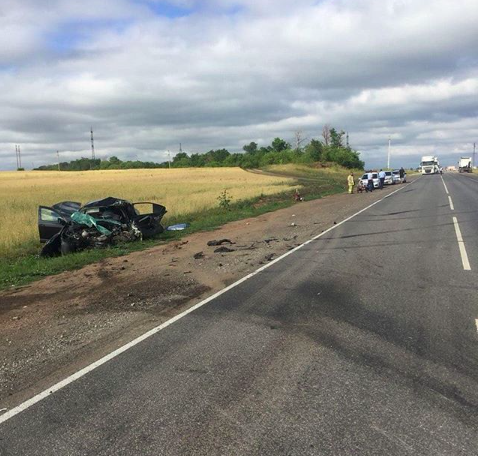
[[217, 189, 233, 210]]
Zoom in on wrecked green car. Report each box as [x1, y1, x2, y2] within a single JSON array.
[[38, 197, 167, 257]]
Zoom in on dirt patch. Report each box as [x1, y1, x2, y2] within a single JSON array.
[[0, 186, 401, 410]]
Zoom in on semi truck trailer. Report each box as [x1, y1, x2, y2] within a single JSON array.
[[420, 156, 439, 175], [458, 157, 472, 173]]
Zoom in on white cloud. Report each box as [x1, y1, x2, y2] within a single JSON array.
[[0, 0, 477, 169]]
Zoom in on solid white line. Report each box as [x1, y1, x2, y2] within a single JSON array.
[[441, 175, 449, 194], [0, 180, 417, 425], [448, 196, 454, 211], [452, 217, 471, 271]]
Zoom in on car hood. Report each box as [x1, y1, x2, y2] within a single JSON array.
[[82, 197, 131, 208]]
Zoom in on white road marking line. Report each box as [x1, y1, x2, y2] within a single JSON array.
[[441, 175, 449, 194], [0, 180, 418, 426], [475, 319, 478, 331], [452, 217, 471, 271], [448, 196, 454, 210]]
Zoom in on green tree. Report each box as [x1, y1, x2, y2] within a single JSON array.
[[271, 137, 291, 152], [329, 128, 345, 148], [173, 152, 190, 163], [109, 156, 122, 165], [243, 142, 258, 154]]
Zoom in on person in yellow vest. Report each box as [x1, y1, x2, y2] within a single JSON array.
[[347, 172, 355, 194]]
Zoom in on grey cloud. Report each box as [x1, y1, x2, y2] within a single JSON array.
[[0, 0, 477, 170]]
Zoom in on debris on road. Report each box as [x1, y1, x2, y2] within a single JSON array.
[[207, 239, 235, 246], [264, 238, 278, 244], [166, 223, 189, 231], [39, 197, 167, 257], [214, 246, 235, 253]]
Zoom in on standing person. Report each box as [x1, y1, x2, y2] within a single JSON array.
[[378, 169, 386, 189], [347, 172, 355, 194], [367, 170, 374, 192]]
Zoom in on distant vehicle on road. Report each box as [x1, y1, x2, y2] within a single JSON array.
[[360, 172, 380, 189], [458, 157, 472, 173], [421, 156, 439, 174], [392, 169, 407, 183], [384, 171, 394, 185]]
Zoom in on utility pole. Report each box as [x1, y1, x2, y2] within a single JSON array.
[[179, 143, 183, 154], [90, 126, 95, 160], [18, 145, 22, 169], [57, 151, 61, 171], [346, 132, 349, 148], [387, 137, 391, 169], [473, 142, 476, 169], [15, 145, 18, 169], [168, 150, 171, 169]]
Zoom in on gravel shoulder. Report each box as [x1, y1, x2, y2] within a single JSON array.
[[0, 185, 403, 410]]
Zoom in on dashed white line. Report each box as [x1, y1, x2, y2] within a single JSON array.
[[452, 217, 471, 271], [0, 180, 418, 425], [441, 175, 449, 194], [448, 196, 455, 210]]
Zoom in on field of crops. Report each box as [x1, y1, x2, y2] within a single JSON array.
[[0, 168, 296, 257]]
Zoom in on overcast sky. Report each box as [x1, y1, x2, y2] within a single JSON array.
[[1, 0, 477, 170]]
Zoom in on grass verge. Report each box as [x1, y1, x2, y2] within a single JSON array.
[[0, 166, 348, 291]]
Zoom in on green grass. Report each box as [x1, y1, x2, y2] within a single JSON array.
[[0, 164, 351, 290]]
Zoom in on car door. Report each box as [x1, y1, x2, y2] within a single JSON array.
[[132, 202, 167, 238], [38, 206, 67, 242]]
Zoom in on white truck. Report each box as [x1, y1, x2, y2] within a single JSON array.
[[420, 156, 439, 175], [458, 157, 472, 173]]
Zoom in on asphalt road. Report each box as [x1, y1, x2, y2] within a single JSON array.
[[1, 173, 477, 455]]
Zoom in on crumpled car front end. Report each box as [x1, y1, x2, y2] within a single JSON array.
[[38, 197, 167, 257]]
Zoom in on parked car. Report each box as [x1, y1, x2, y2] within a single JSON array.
[[360, 173, 380, 189], [392, 169, 407, 183], [384, 171, 394, 185]]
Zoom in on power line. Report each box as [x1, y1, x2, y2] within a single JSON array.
[[90, 127, 95, 160], [17, 145, 22, 169], [387, 137, 391, 169]]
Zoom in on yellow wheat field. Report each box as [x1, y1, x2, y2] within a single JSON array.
[[0, 168, 297, 257]]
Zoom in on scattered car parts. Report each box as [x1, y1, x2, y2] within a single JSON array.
[[207, 239, 234, 246]]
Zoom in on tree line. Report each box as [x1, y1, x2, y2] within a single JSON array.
[[34, 127, 364, 171]]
